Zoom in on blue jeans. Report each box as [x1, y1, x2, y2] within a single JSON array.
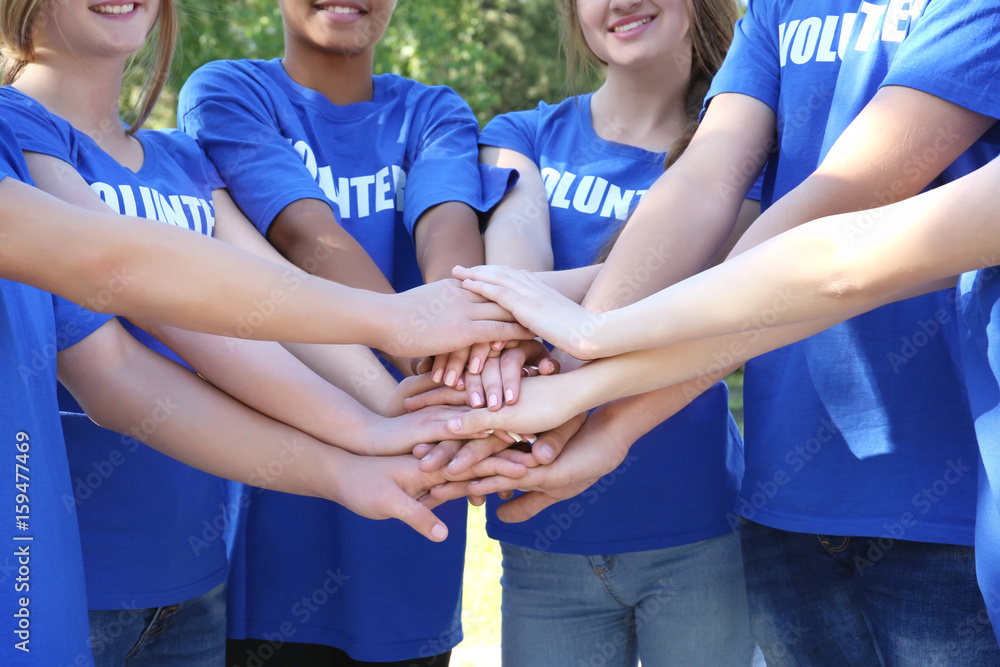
[[89, 583, 227, 666], [741, 520, 1000, 666], [499, 533, 755, 666]]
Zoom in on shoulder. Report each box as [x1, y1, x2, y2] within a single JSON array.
[[0, 87, 77, 154], [378, 74, 473, 114], [180, 59, 282, 111]]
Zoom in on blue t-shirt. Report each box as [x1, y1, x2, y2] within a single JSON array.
[[478, 94, 749, 553], [179, 58, 512, 291], [0, 86, 230, 609], [708, 0, 1000, 542], [178, 59, 500, 659], [958, 262, 1000, 644], [0, 118, 112, 665]]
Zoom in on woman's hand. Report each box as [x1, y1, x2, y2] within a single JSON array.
[[453, 265, 607, 360]]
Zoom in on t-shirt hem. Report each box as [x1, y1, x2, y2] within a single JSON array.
[[86, 564, 229, 611], [485, 519, 736, 555], [743, 507, 975, 547], [239, 621, 463, 661]]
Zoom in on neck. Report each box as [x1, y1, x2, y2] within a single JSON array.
[[282, 37, 375, 106], [590, 61, 690, 153], [14, 53, 128, 147]]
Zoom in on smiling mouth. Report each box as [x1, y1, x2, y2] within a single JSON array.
[[90, 3, 135, 14], [315, 4, 363, 14], [612, 17, 652, 33]]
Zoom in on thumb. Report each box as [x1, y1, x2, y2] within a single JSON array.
[[391, 494, 450, 542], [446, 409, 503, 437]]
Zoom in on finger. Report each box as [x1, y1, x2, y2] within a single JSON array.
[[454, 265, 536, 290], [418, 440, 463, 472], [469, 495, 486, 507], [498, 490, 514, 501], [463, 370, 486, 408], [403, 385, 468, 411], [446, 435, 511, 476], [413, 357, 433, 375], [469, 321, 534, 346], [462, 455, 528, 481], [397, 373, 441, 401], [461, 473, 526, 497], [443, 347, 471, 387], [428, 481, 477, 503], [480, 356, 504, 411], [533, 413, 587, 465], [538, 357, 560, 375], [495, 491, 563, 523], [467, 342, 492, 375], [413, 443, 433, 459], [498, 347, 528, 405], [430, 353, 449, 385], [392, 495, 450, 542]]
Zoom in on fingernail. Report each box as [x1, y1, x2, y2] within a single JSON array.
[[421, 454, 433, 463], [484, 429, 494, 435], [444, 370, 457, 386], [469, 358, 482, 374], [540, 444, 554, 461], [447, 417, 462, 432], [447, 458, 461, 472], [488, 394, 499, 408], [492, 341, 504, 350], [508, 431, 522, 443], [431, 524, 448, 541], [525, 434, 537, 444], [433, 369, 444, 383], [456, 377, 465, 390], [505, 389, 514, 403], [471, 392, 484, 407]]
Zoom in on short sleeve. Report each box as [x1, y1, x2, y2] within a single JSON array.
[[0, 87, 77, 163], [0, 118, 30, 184], [178, 61, 330, 236], [52, 296, 114, 352], [479, 108, 543, 161], [401, 86, 504, 235], [703, 0, 781, 114], [882, 0, 1000, 121]]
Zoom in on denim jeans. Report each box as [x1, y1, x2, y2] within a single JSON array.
[[89, 583, 227, 666], [499, 532, 755, 666], [741, 520, 1000, 666]]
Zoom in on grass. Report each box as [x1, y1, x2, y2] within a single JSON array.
[[451, 370, 747, 665]]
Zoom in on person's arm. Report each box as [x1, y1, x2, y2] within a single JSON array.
[[268, 198, 396, 293], [480, 146, 553, 271], [55, 320, 517, 542], [0, 177, 530, 352], [457, 152, 1000, 358], [414, 201, 485, 283], [137, 323, 467, 456]]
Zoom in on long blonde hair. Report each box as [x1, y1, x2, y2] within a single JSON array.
[[0, 0, 178, 133], [556, 0, 739, 168]]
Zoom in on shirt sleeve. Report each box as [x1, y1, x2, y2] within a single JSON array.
[[0, 88, 78, 164], [479, 108, 542, 161], [703, 0, 781, 114], [178, 61, 331, 236], [402, 86, 513, 236], [0, 119, 30, 184], [52, 296, 114, 352], [882, 0, 1000, 121]]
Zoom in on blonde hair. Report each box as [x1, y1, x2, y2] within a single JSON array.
[[0, 0, 178, 133], [556, 0, 739, 168]]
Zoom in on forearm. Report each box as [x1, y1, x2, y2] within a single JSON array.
[[415, 202, 485, 282], [139, 324, 377, 452], [58, 332, 345, 499], [282, 342, 399, 415], [585, 157, 1000, 356], [269, 198, 396, 294]]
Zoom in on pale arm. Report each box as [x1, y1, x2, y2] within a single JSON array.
[[480, 146, 553, 271], [57, 320, 457, 541], [0, 178, 529, 353]]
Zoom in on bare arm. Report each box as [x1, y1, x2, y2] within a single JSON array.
[[0, 178, 529, 352], [414, 201, 485, 282], [480, 146, 553, 271], [268, 198, 395, 293], [57, 320, 460, 541]]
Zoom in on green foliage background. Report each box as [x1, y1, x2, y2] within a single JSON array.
[[146, 0, 576, 128]]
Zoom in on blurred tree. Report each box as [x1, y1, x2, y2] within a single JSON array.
[[141, 0, 571, 128]]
